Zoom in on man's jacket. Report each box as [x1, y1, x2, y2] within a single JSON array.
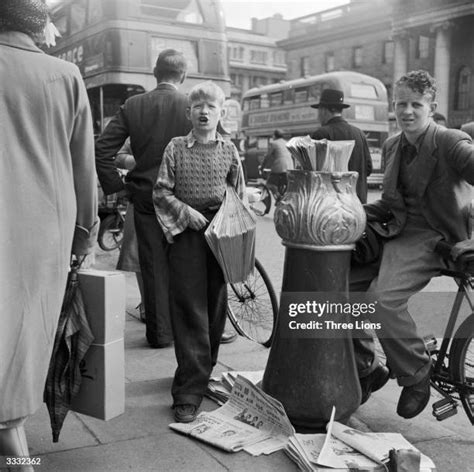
[[366, 122, 474, 243], [312, 116, 372, 203], [96, 83, 192, 214]]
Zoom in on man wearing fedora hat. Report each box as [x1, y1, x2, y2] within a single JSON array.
[[311, 88, 372, 203]]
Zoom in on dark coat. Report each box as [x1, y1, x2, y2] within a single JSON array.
[[366, 122, 474, 243], [95, 83, 192, 213], [312, 116, 372, 203]]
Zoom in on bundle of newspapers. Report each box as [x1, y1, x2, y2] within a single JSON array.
[[205, 185, 256, 284], [170, 375, 295, 456], [286, 408, 436, 471], [206, 370, 265, 405], [286, 135, 355, 172]]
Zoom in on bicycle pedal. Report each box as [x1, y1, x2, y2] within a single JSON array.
[[423, 335, 437, 352], [432, 397, 457, 421]]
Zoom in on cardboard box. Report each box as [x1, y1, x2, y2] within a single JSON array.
[[78, 269, 125, 344], [71, 338, 125, 420]]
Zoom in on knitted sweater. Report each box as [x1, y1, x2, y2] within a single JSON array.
[[153, 132, 244, 242]]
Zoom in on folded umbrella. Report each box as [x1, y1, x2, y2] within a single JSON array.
[[43, 258, 94, 442]]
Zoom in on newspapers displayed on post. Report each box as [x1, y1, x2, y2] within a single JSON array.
[[169, 375, 295, 455], [285, 407, 436, 471], [206, 370, 265, 405]]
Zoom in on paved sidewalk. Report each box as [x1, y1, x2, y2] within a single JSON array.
[[25, 272, 474, 471]]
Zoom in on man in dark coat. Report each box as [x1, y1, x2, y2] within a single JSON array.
[[96, 49, 191, 348], [311, 89, 372, 203]]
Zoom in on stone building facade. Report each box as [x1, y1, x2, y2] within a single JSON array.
[[279, 0, 474, 128]]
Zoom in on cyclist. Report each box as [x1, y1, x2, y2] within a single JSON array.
[[259, 129, 294, 203], [352, 70, 474, 420]]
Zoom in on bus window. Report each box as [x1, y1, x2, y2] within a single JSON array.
[[270, 92, 282, 107], [70, 0, 87, 34], [150, 37, 199, 72], [250, 97, 261, 110], [261, 94, 269, 109], [283, 89, 294, 105], [309, 84, 322, 100], [140, 0, 204, 24], [295, 88, 308, 103], [350, 83, 378, 99], [355, 104, 375, 121], [88, 0, 103, 24]]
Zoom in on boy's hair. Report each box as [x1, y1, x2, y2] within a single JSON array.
[[394, 70, 437, 101], [188, 81, 226, 107], [154, 49, 187, 82]]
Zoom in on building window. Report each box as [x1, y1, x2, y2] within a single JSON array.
[[416, 35, 430, 59], [352, 46, 363, 68], [250, 50, 268, 64], [229, 46, 244, 61], [382, 41, 394, 64], [273, 50, 286, 66], [325, 52, 335, 72], [300, 56, 310, 77], [456, 66, 471, 110]]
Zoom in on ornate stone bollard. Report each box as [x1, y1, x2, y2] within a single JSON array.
[[262, 169, 366, 432]]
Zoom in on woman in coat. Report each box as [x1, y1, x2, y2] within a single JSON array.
[[0, 0, 98, 464]]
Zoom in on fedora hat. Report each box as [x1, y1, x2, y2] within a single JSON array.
[[311, 89, 350, 109], [0, 0, 48, 37]]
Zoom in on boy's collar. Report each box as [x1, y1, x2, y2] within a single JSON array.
[[185, 130, 225, 148]]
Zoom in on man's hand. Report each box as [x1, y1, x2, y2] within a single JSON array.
[[188, 207, 208, 231], [450, 239, 474, 261]]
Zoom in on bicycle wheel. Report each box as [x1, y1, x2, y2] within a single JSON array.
[[98, 213, 124, 251], [227, 258, 278, 347], [249, 185, 272, 217], [449, 314, 474, 423]]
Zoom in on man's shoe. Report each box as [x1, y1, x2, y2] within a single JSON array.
[[360, 364, 390, 405], [173, 404, 198, 423], [220, 330, 237, 344], [397, 370, 431, 419]]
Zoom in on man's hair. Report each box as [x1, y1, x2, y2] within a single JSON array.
[[154, 49, 187, 82], [395, 70, 437, 101], [188, 81, 226, 107], [273, 129, 285, 139]]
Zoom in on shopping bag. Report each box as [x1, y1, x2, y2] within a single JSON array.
[[205, 186, 257, 284]]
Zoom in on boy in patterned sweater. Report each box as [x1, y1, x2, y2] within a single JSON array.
[[153, 81, 246, 423]]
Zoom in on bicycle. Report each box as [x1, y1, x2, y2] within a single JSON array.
[[419, 240, 474, 424], [248, 168, 288, 217], [226, 258, 279, 348], [97, 194, 127, 251]]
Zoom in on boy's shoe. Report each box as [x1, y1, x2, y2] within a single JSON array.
[[173, 404, 198, 423]]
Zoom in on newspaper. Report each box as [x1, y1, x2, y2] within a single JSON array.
[[206, 370, 265, 405], [285, 408, 436, 471], [170, 375, 295, 455]]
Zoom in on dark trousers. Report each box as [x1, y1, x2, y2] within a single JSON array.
[[133, 208, 173, 346], [168, 228, 228, 407]]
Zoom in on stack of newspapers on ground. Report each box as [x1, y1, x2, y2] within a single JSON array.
[[205, 185, 256, 284], [170, 375, 435, 471], [286, 408, 436, 471], [206, 370, 264, 405], [170, 375, 295, 455], [286, 135, 355, 172]]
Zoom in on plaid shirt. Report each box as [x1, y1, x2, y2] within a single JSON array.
[[153, 131, 245, 243]]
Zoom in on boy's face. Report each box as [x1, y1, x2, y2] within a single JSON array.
[[187, 96, 225, 133], [393, 84, 437, 139]]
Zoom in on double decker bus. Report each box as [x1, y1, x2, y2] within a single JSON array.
[[48, 0, 230, 135], [241, 71, 389, 187]]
